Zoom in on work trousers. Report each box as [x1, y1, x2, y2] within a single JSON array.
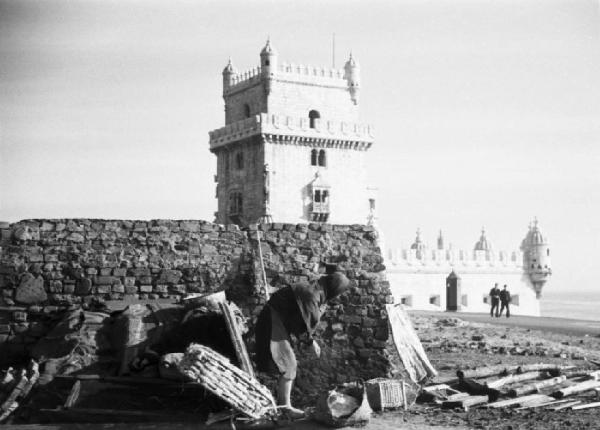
[[499, 301, 510, 318]]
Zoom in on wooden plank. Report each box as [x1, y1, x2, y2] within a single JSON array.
[[517, 364, 573, 374], [219, 302, 254, 378], [460, 365, 517, 380], [516, 398, 573, 410], [508, 376, 567, 397], [486, 371, 542, 389], [487, 394, 552, 409], [571, 401, 600, 410], [552, 380, 600, 399], [63, 381, 81, 409], [442, 395, 488, 410], [549, 400, 581, 411], [386, 304, 437, 383]]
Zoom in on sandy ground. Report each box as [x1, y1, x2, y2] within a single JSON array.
[[6, 311, 600, 430]]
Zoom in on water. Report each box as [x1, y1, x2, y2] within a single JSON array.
[[541, 290, 600, 322]]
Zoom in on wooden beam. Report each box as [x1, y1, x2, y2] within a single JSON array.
[[219, 302, 255, 378], [571, 401, 600, 410], [64, 381, 81, 409], [508, 376, 567, 397], [487, 394, 553, 409], [549, 400, 581, 411], [552, 380, 600, 399], [486, 371, 542, 389], [442, 395, 488, 411]]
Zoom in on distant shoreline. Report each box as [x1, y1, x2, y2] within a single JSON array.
[[409, 310, 600, 337]]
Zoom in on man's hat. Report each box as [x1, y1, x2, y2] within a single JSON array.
[[323, 272, 350, 300]]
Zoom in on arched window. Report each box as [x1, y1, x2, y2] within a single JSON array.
[[547, 249, 550, 256], [235, 152, 244, 170], [310, 149, 318, 166], [318, 149, 326, 167], [228, 191, 243, 215], [243, 104, 251, 118], [309, 110, 320, 128]]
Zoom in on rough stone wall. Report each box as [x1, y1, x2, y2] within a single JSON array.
[[0, 219, 401, 401]]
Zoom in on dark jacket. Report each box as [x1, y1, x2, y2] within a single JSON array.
[[489, 287, 500, 301], [255, 282, 325, 373], [499, 289, 511, 303]]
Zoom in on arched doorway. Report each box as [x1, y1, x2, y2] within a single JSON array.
[[446, 270, 461, 311]]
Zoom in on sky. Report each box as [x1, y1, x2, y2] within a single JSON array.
[[1, 0, 599, 293]]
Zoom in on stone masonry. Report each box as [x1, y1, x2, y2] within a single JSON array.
[[0, 219, 402, 401]]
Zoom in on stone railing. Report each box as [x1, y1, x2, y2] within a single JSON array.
[[224, 62, 349, 94], [386, 248, 524, 270], [209, 113, 374, 150]]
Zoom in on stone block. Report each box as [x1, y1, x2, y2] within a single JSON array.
[[96, 285, 111, 294], [112, 284, 125, 294], [67, 232, 85, 243], [0, 324, 11, 334], [63, 283, 75, 294], [12, 311, 27, 322], [124, 285, 138, 294], [140, 285, 153, 293], [15, 274, 47, 305], [124, 277, 136, 287], [112, 268, 127, 277], [96, 276, 115, 285], [75, 278, 92, 295], [100, 268, 112, 276]]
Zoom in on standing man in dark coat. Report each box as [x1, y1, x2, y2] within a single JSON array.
[[498, 284, 511, 318], [489, 283, 500, 317], [254, 270, 350, 418]]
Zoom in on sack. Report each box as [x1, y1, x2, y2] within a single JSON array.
[[313, 380, 372, 428]]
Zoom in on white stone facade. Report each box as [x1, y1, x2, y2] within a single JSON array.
[[385, 223, 551, 317], [210, 40, 373, 225]]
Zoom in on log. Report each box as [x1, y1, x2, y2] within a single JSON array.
[[459, 365, 517, 380], [219, 302, 254, 378], [386, 304, 437, 383], [486, 371, 543, 389], [487, 394, 553, 409], [549, 400, 581, 411], [517, 364, 574, 374], [64, 381, 81, 409], [516, 398, 573, 410], [508, 376, 567, 397], [552, 380, 600, 399], [20, 360, 39, 399], [442, 395, 488, 410], [571, 401, 600, 410], [1, 370, 27, 412]]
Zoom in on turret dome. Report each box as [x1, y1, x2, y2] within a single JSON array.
[[474, 228, 492, 251], [260, 38, 277, 56], [222, 58, 235, 74], [410, 229, 426, 251]]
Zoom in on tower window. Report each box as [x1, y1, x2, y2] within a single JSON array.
[[318, 149, 327, 167], [235, 152, 244, 170], [243, 104, 251, 118], [310, 149, 318, 166], [223, 152, 230, 174], [311, 187, 330, 222], [265, 60, 270, 66], [228, 191, 243, 215], [547, 249, 550, 256], [309, 110, 320, 129]]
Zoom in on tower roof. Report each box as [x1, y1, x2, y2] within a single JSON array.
[[410, 228, 426, 251], [474, 227, 492, 251], [223, 58, 235, 74], [345, 52, 358, 68], [522, 218, 546, 247], [260, 38, 277, 56]]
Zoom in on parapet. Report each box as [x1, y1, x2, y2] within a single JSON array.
[[224, 62, 351, 95], [209, 113, 374, 150]]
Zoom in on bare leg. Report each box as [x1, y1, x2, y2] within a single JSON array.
[[277, 377, 304, 418]]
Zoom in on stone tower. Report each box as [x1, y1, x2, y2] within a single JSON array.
[[521, 218, 552, 297], [209, 40, 374, 225]]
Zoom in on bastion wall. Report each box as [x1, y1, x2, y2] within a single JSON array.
[[0, 219, 400, 399]]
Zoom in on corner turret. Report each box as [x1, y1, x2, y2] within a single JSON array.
[[437, 230, 444, 250], [344, 52, 360, 105], [521, 218, 551, 298], [474, 227, 492, 251], [222, 58, 236, 92], [260, 39, 277, 94]]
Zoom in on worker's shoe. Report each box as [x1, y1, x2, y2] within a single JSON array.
[[281, 405, 305, 420]]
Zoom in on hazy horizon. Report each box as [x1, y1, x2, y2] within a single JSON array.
[[1, 0, 599, 293]]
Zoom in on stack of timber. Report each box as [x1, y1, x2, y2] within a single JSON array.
[[177, 343, 276, 419], [424, 363, 600, 412], [0, 360, 40, 423]]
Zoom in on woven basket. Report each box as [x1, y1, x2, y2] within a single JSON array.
[[365, 378, 406, 411]]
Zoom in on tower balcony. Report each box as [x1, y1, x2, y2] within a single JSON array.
[[209, 113, 374, 151]]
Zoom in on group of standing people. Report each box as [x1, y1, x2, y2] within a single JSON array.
[[489, 283, 511, 318]]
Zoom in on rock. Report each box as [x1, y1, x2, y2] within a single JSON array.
[[15, 273, 47, 304], [75, 278, 92, 295]]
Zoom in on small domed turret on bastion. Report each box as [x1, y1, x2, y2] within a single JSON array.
[[521, 218, 552, 298]]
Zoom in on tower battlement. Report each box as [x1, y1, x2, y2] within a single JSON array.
[[209, 113, 374, 150]]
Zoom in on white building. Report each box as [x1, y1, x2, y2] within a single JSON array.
[[386, 220, 552, 316]]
